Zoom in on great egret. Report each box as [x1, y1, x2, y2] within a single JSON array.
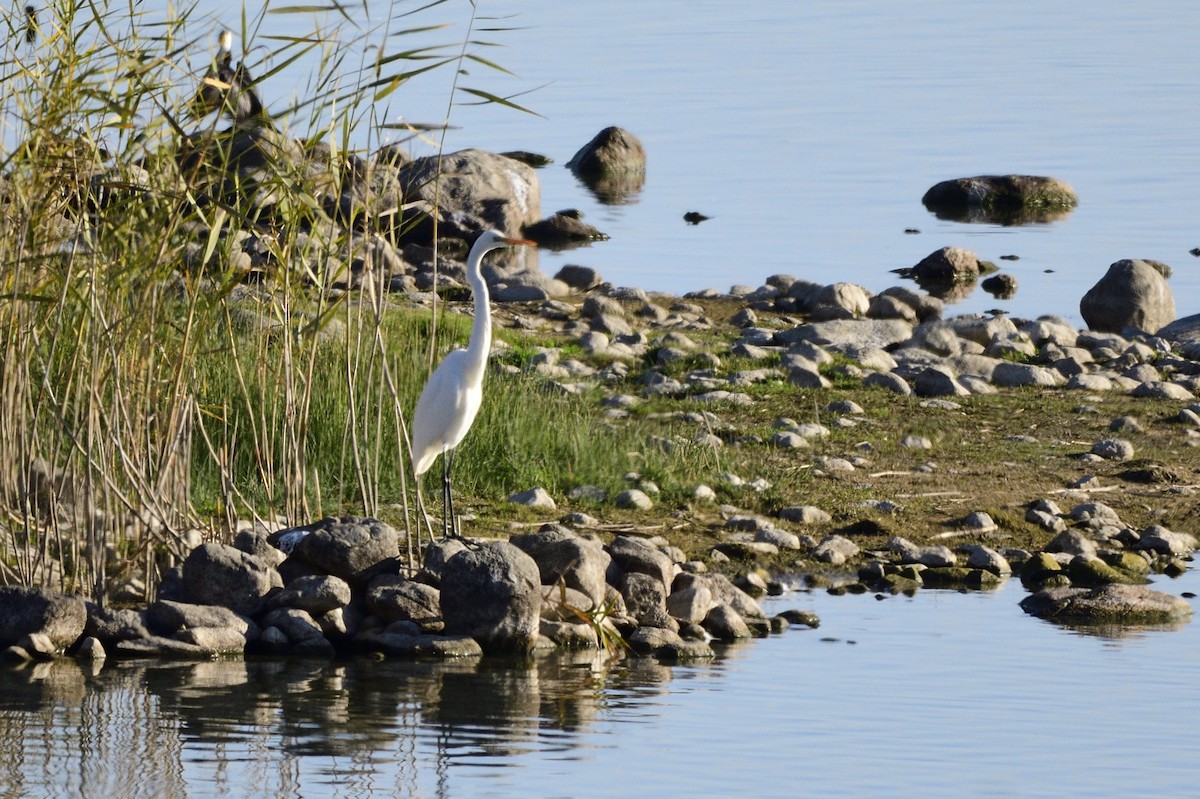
[[411, 230, 536, 539]]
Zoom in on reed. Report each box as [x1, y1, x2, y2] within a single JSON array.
[[0, 0, 584, 600]]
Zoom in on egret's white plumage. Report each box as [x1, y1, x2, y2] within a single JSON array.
[[411, 230, 535, 538]]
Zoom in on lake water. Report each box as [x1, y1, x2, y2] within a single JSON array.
[[175, 0, 1200, 325], [1, 570, 1195, 799]]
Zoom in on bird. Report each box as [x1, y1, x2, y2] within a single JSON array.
[[411, 230, 536, 539], [23, 5, 37, 46]]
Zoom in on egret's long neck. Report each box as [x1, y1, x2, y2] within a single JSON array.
[[464, 247, 492, 376]]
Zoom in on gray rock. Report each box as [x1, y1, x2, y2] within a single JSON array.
[[913, 366, 970, 397], [397, 148, 540, 238], [991, 362, 1064, 387], [1046, 530, 1099, 559], [907, 246, 983, 283], [963, 544, 1012, 576], [146, 599, 256, 636], [666, 585, 715, 624], [508, 486, 557, 510], [1135, 524, 1197, 556], [779, 505, 831, 524], [75, 636, 106, 661], [114, 635, 213, 659], [619, 571, 675, 629], [287, 516, 400, 583], [0, 586, 86, 649], [566, 126, 646, 202], [1080, 259, 1176, 334], [1091, 438, 1135, 461], [365, 631, 483, 658], [269, 575, 352, 615], [814, 534, 860, 565], [182, 543, 281, 616], [1019, 584, 1193, 625], [702, 604, 754, 641], [673, 573, 766, 620], [365, 576, 442, 626], [607, 535, 675, 586], [614, 488, 654, 510], [440, 541, 542, 653], [889, 536, 956, 567], [260, 607, 326, 644], [1130, 380, 1195, 400], [510, 526, 612, 605], [863, 371, 912, 395], [85, 603, 151, 644], [174, 626, 250, 654]]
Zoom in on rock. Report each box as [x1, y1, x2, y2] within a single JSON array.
[[260, 607, 327, 644], [75, 636, 107, 661], [510, 525, 612, 605], [365, 575, 442, 627], [1135, 524, 1197, 556], [439, 541, 542, 653], [268, 575, 352, 615], [114, 635, 213, 659], [396, 148, 540, 239], [1080, 259, 1176, 334], [607, 535, 675, 586], [146, 599, 256, 637], [666, 585, 715, 624], [0, 586, 87, 650], [524, 210, 609, 249], [779, 505, 831, 524], [508, 486, 557, 510], [814, 535, 860, 565], [182, 542, 281, 616], [1019, 584, 1193, 625], [991, 362, 1064, 388], [963, 545, 1012, 576], [905, 246, 983, 286], [702, 604, 754, 641], [286, 516, 400, 583], [565, 126, 646, 203], [174, 626, 250, 654], [889, 536, 956, 567], [365, 631, 483, 658], [619, 572, 675, 629], [1091, 438, 1135, 461], [921, 175, 1078, 223]]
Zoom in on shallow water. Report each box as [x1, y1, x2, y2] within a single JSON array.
[[1, 570, 1195, 799]]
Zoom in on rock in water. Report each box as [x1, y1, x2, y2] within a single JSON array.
[[0, 586, 86, 650], [439, 541, 542, 654]]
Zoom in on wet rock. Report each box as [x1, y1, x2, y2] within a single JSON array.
[[566, 126, 646, 203], [175, 626, 251, 654], [365, 632, 483, 658], [666, 584, 715, 624], [182, 542, 281, 616], [524, 209, 609, 249], [439, 541, 542, 654], [1019, 584, 1193, 625], [76, 636, 107, 661], [1067, 556, 1140, 586], [963, 544, 1011, 576], [921, 175, 1078, 224], [0, 586, 87, 650], [286, 516, 400, 583], [904, 246, 985, 285], [814, 534, 860, 565], [702, 604, 754, 641], [1080, 259, 1176, 334], [114, 635, 213, 659]]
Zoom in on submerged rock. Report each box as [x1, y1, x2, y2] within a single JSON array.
[[1019, 584, 1193, 626], [922, 175, 1078, 224]]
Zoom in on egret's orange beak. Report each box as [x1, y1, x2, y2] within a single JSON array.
[[505, 237, 537, 247]]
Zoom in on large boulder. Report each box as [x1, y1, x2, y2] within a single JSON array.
[[182, 542, 281, 616], [0, 586, 86, 649], [396, 148, 540, 240], [285, 516, 400, 583], [1080, 259, 1175, 334], [1020, 584, 1193, 626], [439, 541, 542, 653], [921, 175, 1078, 224], [510, 525, 612, 605]]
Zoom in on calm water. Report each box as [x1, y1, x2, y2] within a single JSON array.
[[13, 0, 1199, 322], [0, 571, 1195, 799], [203, 0, 1200, 324]]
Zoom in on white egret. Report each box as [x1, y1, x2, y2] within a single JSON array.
[[411, 230, 536, 539]]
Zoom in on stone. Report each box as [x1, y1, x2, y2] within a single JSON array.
[[182, 542, 281, 616], [0, 586, 87, 650], [565, 126, 646, 202], [287, 516, 400, 583], [510, 526, 612, 605], [666, 585, 715, 624], [607, 535, 675, 586], [146, 597, 256, 633], [1091, 438, 1135, 461], [268, 575, 352, 615], [889, 536, 956, 567], [1135, 525, 1197, 556], [1080, 259, 1176, 334], [814, 535, 860, 565], [174, 626, 251, 654], [440, 542, 542, 653], [779, 505, 831, 524], [366, 576, 442, 626], [619, 571, 675, 629], [396, 148, 540, 238], [921, 175, 1077, 224], [508, 486, 557, 510], [702, 604, 754, 641], [1019, 584, 1193, 625]]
